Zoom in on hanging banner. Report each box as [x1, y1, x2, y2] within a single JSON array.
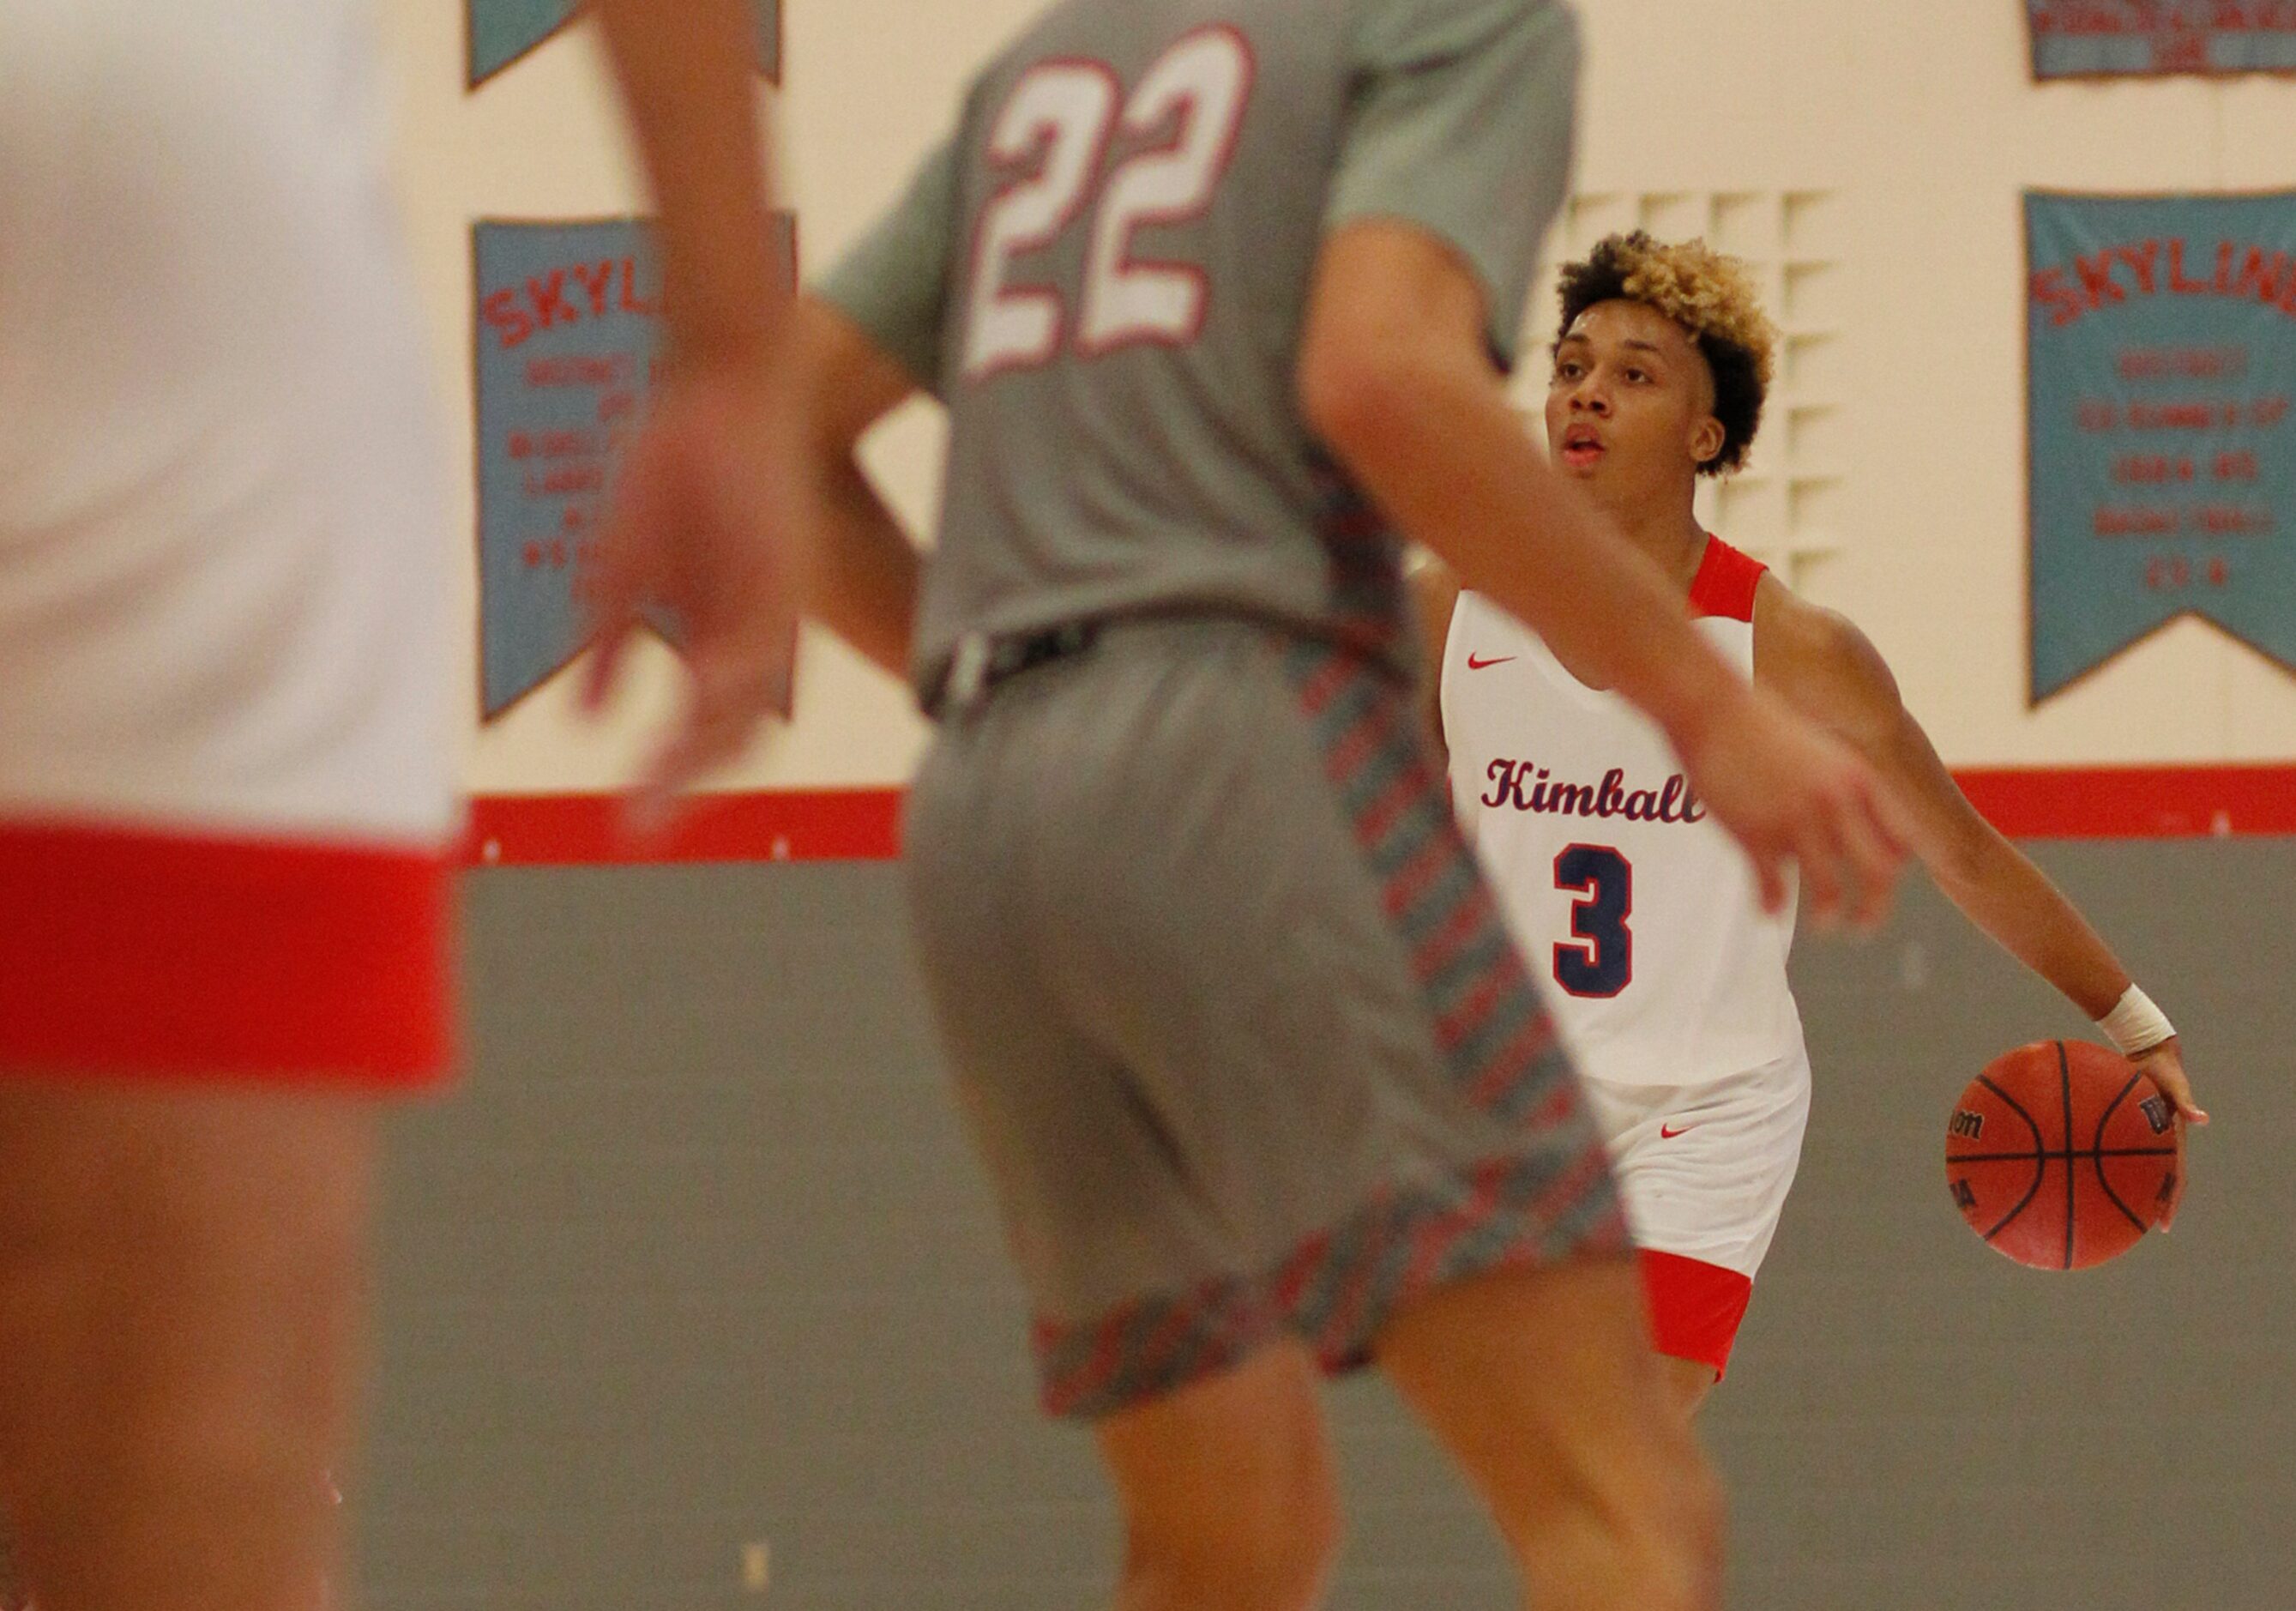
[[2027, 191, 2296, 703], [2028, 3, 2296, 79], [468, 0, 780, 89], [473, 215, 798, 721]]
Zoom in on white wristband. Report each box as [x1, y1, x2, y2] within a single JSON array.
[[2098, 985, 2176, 1057]]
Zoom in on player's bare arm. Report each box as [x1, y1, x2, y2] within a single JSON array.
[[1299, 220, 1906, 927], [583, 0, 805, 809], [788, 298, 925, 680], [1754, 580, 2205, 1127]]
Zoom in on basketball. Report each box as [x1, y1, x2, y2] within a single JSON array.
[[1946, 1040, 2183, 1270]]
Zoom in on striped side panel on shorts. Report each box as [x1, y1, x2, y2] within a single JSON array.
[[1279, 637, 1628, 1370]]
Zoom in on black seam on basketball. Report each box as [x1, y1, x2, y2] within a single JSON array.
[[1974, 1075, 2047, 1147], [2093, 1153, 2150, 1235], [1950, 1146, 2177, 1163], [2058, 1041, 2076, 1270], [2094, 1065, 2160, 1236], [1974, 1073, 2049, 1241], [2094, 1068, 2145, 1151]]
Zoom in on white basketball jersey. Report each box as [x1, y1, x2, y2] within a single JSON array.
[[1440, 537, 1804, 1087]]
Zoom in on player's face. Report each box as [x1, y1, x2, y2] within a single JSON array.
[[1544, 301, 1726, 494]]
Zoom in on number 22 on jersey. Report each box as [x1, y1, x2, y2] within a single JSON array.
[[962, 26, 1256, 381]]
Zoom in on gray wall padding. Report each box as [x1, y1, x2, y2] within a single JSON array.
[[361, 842, 2295, 1608]]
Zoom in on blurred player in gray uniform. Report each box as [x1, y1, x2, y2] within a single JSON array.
[[784, 2, 1903, 1606]]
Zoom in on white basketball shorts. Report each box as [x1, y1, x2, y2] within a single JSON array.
[[1581, 1049, 1812, 1378]]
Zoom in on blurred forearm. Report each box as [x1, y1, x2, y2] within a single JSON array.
[[590, 0, 785, 361], [807, 453, 919, 680]]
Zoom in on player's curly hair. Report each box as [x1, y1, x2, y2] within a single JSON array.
[[1555, 232, 1778, 476]]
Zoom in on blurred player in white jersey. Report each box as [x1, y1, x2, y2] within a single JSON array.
[[0, 3, 798, 1607], [1422, 232, 2206, 1415]]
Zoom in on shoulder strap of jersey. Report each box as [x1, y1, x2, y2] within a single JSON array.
[[1687, 535, 1766, 623]]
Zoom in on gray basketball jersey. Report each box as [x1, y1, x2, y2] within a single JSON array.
[[819, 0, 1581, 697]]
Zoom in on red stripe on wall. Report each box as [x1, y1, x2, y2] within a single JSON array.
[[466, 788, 905, 866], [1953, 764, 2296, 841], [466, 765, 2296, 867]]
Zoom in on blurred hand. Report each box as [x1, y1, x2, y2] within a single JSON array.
[[581, 354, 811, 824], [1676, 682, 1908, 931]]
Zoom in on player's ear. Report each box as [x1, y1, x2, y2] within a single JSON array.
[[1690, 413, 1727, 471]]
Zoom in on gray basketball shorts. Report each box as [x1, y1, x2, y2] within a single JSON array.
[[902, 617, 1628, 1420]]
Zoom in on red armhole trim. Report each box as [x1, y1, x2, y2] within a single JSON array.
[[1687, 536, 1765, 624], [0, 822, 455, 1085]]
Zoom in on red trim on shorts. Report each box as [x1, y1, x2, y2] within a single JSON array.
[[0, 820, 455, 1084], [1686, 536, 1766, 624], [1638, 1248, 1754, 1380]]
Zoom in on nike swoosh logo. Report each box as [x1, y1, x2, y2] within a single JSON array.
[[1467, 654, 1516, 670], [1660, 1124, 1692, 1139]]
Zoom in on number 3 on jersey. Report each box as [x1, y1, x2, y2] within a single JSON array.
[[1553, 844, 1632, 999], [963, 26, 1255, 381]]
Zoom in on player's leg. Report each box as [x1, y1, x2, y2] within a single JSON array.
[[1660, 1352, 1720, 1419], [1377, 1258, 1722, 1611], [0, 1082, 377, 1611], [1093, 1343, 1341, 1611]]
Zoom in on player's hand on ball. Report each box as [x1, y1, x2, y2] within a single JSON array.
[[2132, 1037, 2205, 1128], [2132, 1036, 2204, 1232], [1680, 684, 1908, 930], [582, 353, 812, 823], [2131, 1038, 2201, 1232]]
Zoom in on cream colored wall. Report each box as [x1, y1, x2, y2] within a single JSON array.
[[371, 0, 2296, 793]]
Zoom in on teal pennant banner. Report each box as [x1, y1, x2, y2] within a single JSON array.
[[470, 0, 780, 88], [473, 215, 797, 719], [2028, 191, 2296, 702]]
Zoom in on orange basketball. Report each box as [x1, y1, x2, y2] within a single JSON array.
[[1945, 1040, 2182, 1270]]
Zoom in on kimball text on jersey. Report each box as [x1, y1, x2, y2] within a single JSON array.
[[1479, 762, 1707, 825]]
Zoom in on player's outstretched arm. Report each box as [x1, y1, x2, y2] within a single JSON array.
[[1299, 220, 1907, 929], [787, 298, 925, 680], [1756, 584, 2206, 1127], [582, 0, 802, 813]]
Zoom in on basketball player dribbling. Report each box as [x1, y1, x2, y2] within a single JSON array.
[[0, 4, 799, 1608], [778, 3, 1910, 1606], [1423, 232, 2207, 1418]]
